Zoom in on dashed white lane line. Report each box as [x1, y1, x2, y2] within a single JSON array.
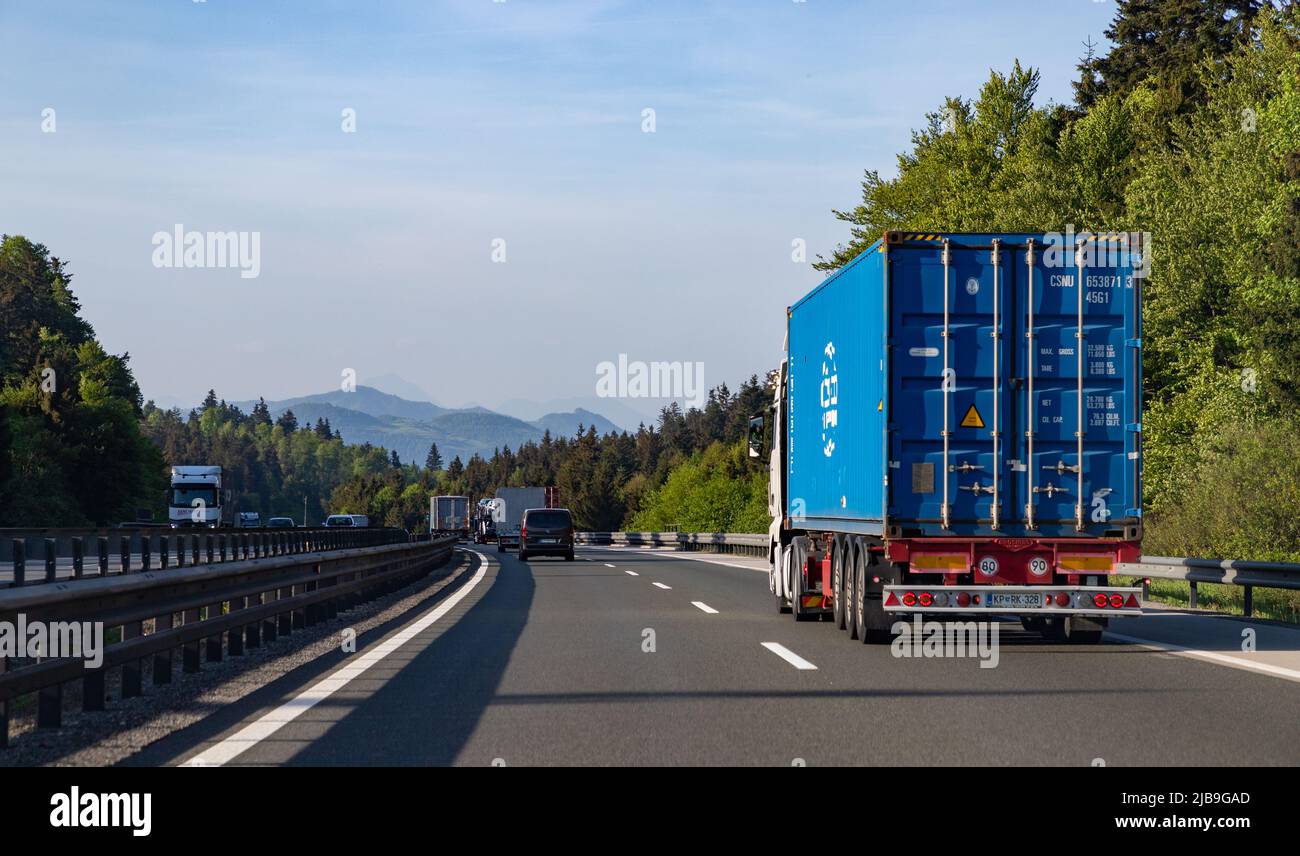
[[624, 570, 639, 576], [652, 582, 672, 590], [761, 642, 818, 671], [692, 601, 719, 614], [604, 563, 617, 568], [181, 549, 491, 767]]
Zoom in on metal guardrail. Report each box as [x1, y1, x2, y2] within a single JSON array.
[[0, 526, 409, 587], [580, 533, 1299, 618], [577, 531, 768, 557], [1118, 555, 1300, 617], [0, 535, 458, 748]]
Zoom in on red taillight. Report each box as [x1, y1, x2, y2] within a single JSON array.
[[902, 592, 917, 607], [918, 592, 933, 607], [521, 527, 527, 540], [1093, 593, 1108, 608], [956, 592, 971, 607], [1109, 593, 1124, 608], [1054, 592, 1069, 607]]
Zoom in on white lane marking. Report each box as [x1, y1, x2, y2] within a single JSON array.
[[604, 563, 616, 568], [624, 570, 639, 576], [692, 601, 719, 614], [1105, 631, 1300, 685], [761, 642, 817, 671], [652, 582, 672, 590], [583, 545, 765, 572], [181, 550, 491, 767]]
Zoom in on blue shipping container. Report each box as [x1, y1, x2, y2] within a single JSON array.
[[786, 232, 1143, 540]]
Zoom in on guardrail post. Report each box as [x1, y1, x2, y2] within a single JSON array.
[[12, 540, 24, 586], [206, 599, 224, 663], [206, 534, 214, 564], [223, 598, 242, 656], [37, 682, 62, 728], [0, 656, 7, 747], [182, 603, 202, 673], [140, 534, 150, 572], [153, 611, 174, 685], [83, 668, 105, 712], [1188, 580, 1198, 609], [44, 538, 57, 582], [218, 534, 227, 562], [97, 536, 108, 576], [1243, 585, 1253, 618], [121, 621, 143, 698], [192, 535, 200, 566], [72, 537, 84, 578], [159, 535, 169, 570], [263, 588, 279, 642], [175, 534, 185, 568], [246, 590, 263, 649]]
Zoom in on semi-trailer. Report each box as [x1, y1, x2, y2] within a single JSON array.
[[750, 231, 1145, 644], [493, 487, 558, 552], [431, 495, 471, 538]]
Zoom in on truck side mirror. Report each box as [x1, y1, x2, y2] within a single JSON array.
[[747, 414, 765, 459]]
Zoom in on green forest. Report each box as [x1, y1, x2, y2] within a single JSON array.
[[2, 1, 1299, 566]]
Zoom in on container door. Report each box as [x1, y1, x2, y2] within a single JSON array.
[[1017, 236, 1138, 534], [889, 239, 1012, 532]]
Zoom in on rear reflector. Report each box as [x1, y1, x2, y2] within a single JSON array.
[[884, 591, 900, 607], [1059, 555, 1114, 572], [911, 554, 968, 572]]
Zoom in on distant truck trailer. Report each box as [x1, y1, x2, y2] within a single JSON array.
[[431, 495, 471, 538], [493, 486, 558, 552]]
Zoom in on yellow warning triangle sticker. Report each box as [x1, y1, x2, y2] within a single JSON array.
[[877, 399, 883, 412], [960, 404, 985, 429]]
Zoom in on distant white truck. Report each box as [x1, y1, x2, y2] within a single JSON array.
[[168, 465, 230, 528], [493, 487, 557, 552]]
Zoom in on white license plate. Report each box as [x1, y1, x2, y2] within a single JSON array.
[[986, 592, 1043, 608], [539, 538, 557, 544]]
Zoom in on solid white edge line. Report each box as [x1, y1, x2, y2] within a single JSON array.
[[692, 601, 719, 614], [181, 549, 491, 767], [761, 642, 817, 670], [652, 582, 672, 590], [1105, 631, 1300, 684]]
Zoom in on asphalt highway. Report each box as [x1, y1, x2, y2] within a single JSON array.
[[127, 546, 1300, 766]]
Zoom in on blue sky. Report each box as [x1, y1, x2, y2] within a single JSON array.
[[1, 0, 1119, 421]]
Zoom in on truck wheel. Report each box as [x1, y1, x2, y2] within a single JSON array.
[[844, 540, 859, 640], [859, 554, 897, 645], [831, 536, 847, 630], [1021, 616, 1046, 635], [565, 550, 575, 561], [773, 545, 792, 614], [790, 536, 814, 622], [1055, 615, 1104, 644]]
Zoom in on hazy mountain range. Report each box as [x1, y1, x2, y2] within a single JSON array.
[[224, 385, 623, 466]]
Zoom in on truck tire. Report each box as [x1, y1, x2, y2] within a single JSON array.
[[565, 550, 575, 561], [790, 536, 814, 622], [832, 536, 847, 630], [844, 540, 859, 640], [859, 553, 898, 645], [774, 545, 792, 614], [1046, 615, 1105, 645]]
